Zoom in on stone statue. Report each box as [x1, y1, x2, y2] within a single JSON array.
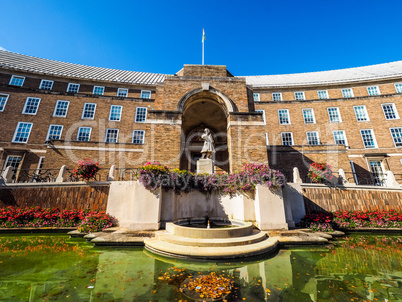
[[200, 128, 215, 159]]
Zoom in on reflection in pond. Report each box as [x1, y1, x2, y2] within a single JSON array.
[[0, 234, 401, 301]]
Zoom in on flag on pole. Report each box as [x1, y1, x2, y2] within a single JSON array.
[[202, 28, 206, 43]]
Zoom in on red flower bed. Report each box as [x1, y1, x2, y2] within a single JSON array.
[[299, 210, 402, 231], [0, 206, 115, 232]]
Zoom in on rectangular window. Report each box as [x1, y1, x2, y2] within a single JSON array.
[[105, 128, 119, 143], [390, 127, 402, 147], [9, 75, 25, 86], [256, 109, 265, 124], [395, 83, 402, 93], [333, 130, 347, 145], [81, 103, 97, 119], [253, 93, 260, 102], [77, 127, 92, 141], [141, 90, 151, 99], [22, 97, 41, 115], [265, 132, 269, 145], [0, 93, 9, 112], [135, 107, 147, 123], [281, 132, 293, 146], [67, 83, 80, 93], [39, 80, 54, 90], [354, 105, 369, 121], [360, 129, 377, 148], [117, 88, 128, 97], [36, 156, 45, 174], [317, 90, 329, 99], [272, 92, 282, 101], [302, 108, 315, 124], [132, 130, 145, 144], [307, 131, 320, 145], [342, 88, 354, 98], [294, 91, 305, 100], [53, 100, 70, 117], [278, 109, 290, 125], [109, 105, 123, 121], [327, 107, 342, 123], [93, 86, 105, 95], [46, 124, 63, 141], [12, 122, 33, 143], [381, 103, 399, 120], [3, 155, 22, 172], [367, 86, 380, 96]]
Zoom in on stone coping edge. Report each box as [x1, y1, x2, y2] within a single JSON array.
[[0, 227, 77, 233]]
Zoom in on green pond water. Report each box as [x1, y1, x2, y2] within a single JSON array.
[[0, 234, 401, 301]]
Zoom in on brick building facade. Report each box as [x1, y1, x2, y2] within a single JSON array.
[[0, 50, 401, 184]]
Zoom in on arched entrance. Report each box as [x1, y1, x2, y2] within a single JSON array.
[[180, 91, 229, 173]]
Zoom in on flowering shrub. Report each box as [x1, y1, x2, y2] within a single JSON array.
[[0, 206, 115, 232], [298, 210, 402, 231], [77, 211, 115, 233], [73, 159, 100, 180], [307, 162, 333, 183], [134, 162, 285, 195]]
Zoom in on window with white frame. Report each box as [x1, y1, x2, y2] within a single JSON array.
[[333, 130, 347, 145], [367, 86, 380, 96], [360, 129, 377, 148], [395, 83, 402, 93], [39, 80, 54, 90], [22, 97, 41, 115], [12, 122, 33, 143], [341, 88, 354, 98], [117, 88, 128, 97], [77, 127, 92, 141], [265, 132, 269, 145], [67, 83, 80, 93], [278, 109, 290, 125], [294, 92, 305, 100], [3, 155, 22, 172], [9, 75, 25, 86], [381, 103, 399, 120], [256, 109, 265, 124], [272, 92, 282, 101], [53, 100, 70, 117], [36, 156, 45, 173], [105, 128, 119, 143], [327, 107, 342, 123], [306, 131, 320, 145], [109, 105, 122, 121], [0, 93, 9, 112], [354, 105, 369, 121], [132, 130, 145, 144], [81, 103, 96, 119], [302, 108, 315, 124], [141, 90, 151, 99], [390, 127, 402, 147], [93, 86, 104, 95], [281, 132, 293, 146], [46, 125, 63, 141], [253, 93, 260, 102], [135, 107, 147, 123], [317, 90, 329, 99]]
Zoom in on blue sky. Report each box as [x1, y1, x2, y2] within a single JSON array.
[[1, 0, 402, 76]]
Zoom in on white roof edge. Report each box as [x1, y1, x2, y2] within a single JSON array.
[[240, 60, 402, 87]]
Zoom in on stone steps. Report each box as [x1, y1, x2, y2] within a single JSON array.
[[144, 236, 279, 259], [156, 229, 268, 247]]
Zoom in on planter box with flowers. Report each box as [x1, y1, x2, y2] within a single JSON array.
[[307, 162, 334, 183], [73, 159, 100, 181]]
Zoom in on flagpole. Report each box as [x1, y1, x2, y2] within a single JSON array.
[[202, 40, 204, 65]]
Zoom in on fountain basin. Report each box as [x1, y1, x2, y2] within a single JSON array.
[[166, 220, 253, 239]]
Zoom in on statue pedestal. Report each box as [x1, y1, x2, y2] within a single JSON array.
[[197, 159, 214, 174]]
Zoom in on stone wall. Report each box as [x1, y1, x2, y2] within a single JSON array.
[[0, 183, 109, 210], [302, 185, 402, 212]]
